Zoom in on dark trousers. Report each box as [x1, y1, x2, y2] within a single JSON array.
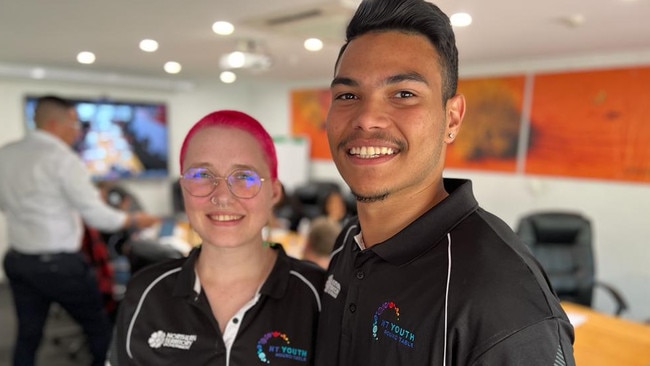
[[3, 249, 111, 366]]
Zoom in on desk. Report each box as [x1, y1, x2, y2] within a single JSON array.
[[267, 229, 306, 259], [562, 302, 650, 366]]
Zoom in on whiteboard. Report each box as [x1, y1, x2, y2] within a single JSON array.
[[273, 135, 310, 192]]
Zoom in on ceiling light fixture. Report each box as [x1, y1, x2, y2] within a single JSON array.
[[139, 39, 159, 52], [30, 68, 46, 79], [304, 38, 323, 52], [77, 51, 96, 64], [219, 39, 272, 71], [220, 71, 237, 83], [212, 21, 235, 35], [164, 61, 182, 74], [450, 12, 472, 27]]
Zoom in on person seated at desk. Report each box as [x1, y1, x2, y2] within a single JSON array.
[[114, 110, 325, 365], [302, 216, 342, 269]]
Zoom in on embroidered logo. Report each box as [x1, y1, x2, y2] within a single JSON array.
[[148, 330, 197, 350], [257, 331, 308, 364], [324, 274, 341, 299], [372, 301, 415, 348]]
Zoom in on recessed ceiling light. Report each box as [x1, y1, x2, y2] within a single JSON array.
[[220, 71, 237, 83], [30, 68, 46, 79], [224, 51, 246, 68], [139, 39, 159, 52], [450, 12, 472, 27], [164, 61, 182, 74], [304, 38, 323, 52], [77, 51, 96, 64], [212, 21, 234, 35]]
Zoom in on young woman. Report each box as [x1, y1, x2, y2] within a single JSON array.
[[114, 110, 325, 365]]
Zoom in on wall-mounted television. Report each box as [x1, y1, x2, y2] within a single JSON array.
[[24, 95, 169, 181]]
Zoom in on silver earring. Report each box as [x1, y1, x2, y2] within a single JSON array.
[[448, 132, 454, 139]]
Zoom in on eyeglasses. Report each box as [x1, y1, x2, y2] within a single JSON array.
[[180, 167, 267, 199]]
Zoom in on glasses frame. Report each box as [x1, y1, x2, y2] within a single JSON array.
[[180, 167, 267, 199]]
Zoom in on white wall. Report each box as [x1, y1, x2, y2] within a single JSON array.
[[1, 53, 650, 322]]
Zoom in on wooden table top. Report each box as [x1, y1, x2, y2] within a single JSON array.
[[562, 302, 650, 366]]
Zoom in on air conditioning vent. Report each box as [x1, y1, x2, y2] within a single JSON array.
[[241, 1, 358, 43], [266, 9, 323, 26]]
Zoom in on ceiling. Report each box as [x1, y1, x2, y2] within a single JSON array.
[[1, 0, 649, 87]]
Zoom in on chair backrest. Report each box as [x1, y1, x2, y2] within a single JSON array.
[[516, 211, 596, 307], [292, 181, 342, 220]]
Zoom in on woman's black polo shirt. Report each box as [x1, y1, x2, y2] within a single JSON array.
[[115, 244, 325, 366]]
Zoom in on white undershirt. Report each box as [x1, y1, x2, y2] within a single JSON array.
[[193, 272, 262, 366]]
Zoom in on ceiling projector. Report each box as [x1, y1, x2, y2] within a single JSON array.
[[219, 51, 272, 71]]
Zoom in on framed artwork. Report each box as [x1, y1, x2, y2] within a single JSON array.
[[526, 66, 650, 183], [446, 75, 526, 172], [290, 88, 332, 160]]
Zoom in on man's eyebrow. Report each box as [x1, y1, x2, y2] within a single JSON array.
[[331, 76, 357, 88], [330, 72, 429, 88], [385, 72, 429, 86]]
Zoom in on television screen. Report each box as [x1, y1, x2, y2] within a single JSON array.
[[24, 96, 169, 181]]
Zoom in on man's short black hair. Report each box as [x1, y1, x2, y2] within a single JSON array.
[[335, 0, 459, 102]]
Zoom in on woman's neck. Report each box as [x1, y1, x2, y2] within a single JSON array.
[[197, 242, 276, 283]]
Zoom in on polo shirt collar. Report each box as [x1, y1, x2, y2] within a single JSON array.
[[173, 246, 201, 298], [259, 244, 291, 300], [369, 178, 478, 266]]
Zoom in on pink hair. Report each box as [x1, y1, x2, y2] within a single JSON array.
[[179, 110, 278, 179]]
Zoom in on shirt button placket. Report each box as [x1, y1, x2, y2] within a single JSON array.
[[349, 270, 364, 314]]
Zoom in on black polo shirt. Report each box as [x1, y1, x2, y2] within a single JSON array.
[[115, 244, 325, 366], [315, 178, 575, 366]]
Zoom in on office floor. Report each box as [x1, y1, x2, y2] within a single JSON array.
[[0, 281, 92, 366]]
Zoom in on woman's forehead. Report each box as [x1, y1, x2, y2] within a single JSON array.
[[184, 127, 268, 171]]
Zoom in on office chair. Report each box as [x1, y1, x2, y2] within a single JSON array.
[[515, 211, 628, 316], [292, 181, 342, 221]]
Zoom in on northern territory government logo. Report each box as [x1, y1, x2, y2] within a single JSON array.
[[148, 330, 197, 350], [372, 301, 416, 348], [257, 331, 309, 364]]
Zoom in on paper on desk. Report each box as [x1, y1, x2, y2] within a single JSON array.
[[566, 312, 587, 328]]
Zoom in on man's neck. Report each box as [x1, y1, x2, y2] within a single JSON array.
[[357, 186, 448, 248]]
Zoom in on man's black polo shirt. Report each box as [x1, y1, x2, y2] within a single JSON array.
[[116, 244, 325, 366], [315, 178, 575, 365]]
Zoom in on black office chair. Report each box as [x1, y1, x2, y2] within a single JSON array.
[[515, 211, 628, 316], [292, 181, 342, 221]]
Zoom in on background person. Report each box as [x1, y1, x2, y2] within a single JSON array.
[[314, 0, 575, 365], [302, 216, 342, 269], [0, 95, 159, 366], [322, 189, 351, 226], [114, 110, 325, 365]]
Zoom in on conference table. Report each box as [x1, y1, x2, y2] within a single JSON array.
[[562, 302, 650, 365]]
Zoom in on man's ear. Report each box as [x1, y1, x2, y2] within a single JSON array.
[[445, 94, 465, 143]]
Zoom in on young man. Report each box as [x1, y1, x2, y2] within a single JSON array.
[[314, 0, 576, 365]]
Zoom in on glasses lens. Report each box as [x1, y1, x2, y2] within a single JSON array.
[[181, 167, 215, 197], [228, 169, 262, 198]]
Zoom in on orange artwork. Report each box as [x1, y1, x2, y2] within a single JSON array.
[[291, 88, 332, 160], [446, 75, 526, 171], [526, 66, 650, 183]]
